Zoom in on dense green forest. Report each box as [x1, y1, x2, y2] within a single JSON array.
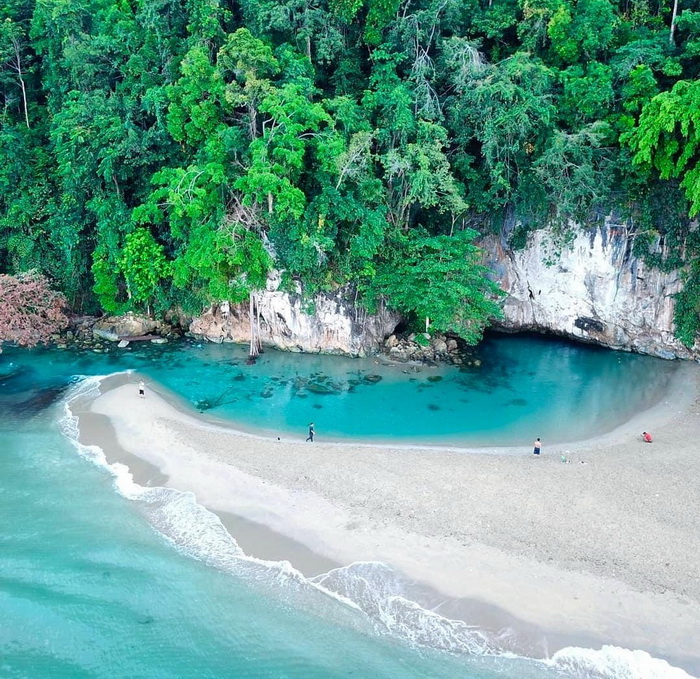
[[1, 0, 699, 343]]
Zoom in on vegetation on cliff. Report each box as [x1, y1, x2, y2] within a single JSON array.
[[0, 0, 698, 343]]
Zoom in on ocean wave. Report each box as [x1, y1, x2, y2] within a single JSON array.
[[60, 378, 364, 616], [312, 562, 501, 655], [58, 377, 698, 679], [546, 645, 697, 679]]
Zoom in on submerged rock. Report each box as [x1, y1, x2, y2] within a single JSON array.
[[363, 374, 383, 384], [11, 384, 70, 417], [306, 380, 341, 395]]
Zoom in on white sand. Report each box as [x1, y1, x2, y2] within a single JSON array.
[[81, 365, 700, 672]]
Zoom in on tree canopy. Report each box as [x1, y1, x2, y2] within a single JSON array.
[[1, 0, 699, 344]]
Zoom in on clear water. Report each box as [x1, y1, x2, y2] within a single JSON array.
[[0, 337, 693, 679], [1, 420, 491, 678], [0, 333, 680, 446]]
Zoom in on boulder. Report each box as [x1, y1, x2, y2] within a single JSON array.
[[431, 338, 448, 353], [93, 328, 119, 342], [93, 313, 157, 339]]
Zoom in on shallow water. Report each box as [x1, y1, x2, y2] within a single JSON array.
[[0, 333, 680, 446], [0, 338, 693, 679]]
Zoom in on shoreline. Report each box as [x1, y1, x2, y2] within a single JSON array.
[[136, 350, 694, 455], [70, 366, 700, 674]]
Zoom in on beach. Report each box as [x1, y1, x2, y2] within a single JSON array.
[[72, 365, 700, 674]]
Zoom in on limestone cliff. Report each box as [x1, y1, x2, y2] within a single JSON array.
[[483, 217, 699, 360], [190, 275, 400, 357], [190, 220, 699, 360]]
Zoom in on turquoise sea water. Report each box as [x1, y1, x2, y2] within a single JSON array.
[[0, 337, 693, 678], [0, 333, 681, 446]]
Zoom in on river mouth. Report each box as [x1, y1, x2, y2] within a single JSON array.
[[0, 333, 680, 446]]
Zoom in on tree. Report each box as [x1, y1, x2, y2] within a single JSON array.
[[117, 229, 171, 314], [443, 48, 555, 208], [0, 271, 69, 347], [625, 79, 700, 215], [533, 122, 613, 222], [370, 229, 504, 344], [0, 18, 31, 128]]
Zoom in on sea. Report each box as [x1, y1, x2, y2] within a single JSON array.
[[0, 335, 694, 679]]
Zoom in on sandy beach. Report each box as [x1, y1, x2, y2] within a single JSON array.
[[72, 365, 700, 674]]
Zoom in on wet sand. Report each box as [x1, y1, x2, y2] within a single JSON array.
[[73, 366, 700, 674]]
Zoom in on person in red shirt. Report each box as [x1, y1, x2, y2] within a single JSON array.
[[642, 431, 653, 443]]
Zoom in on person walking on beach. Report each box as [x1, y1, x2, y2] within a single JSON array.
[[138, 380, 145, 398], [306, 422, 315, 442], [533, 437, 542, 455], [642, 431, 653, 443]]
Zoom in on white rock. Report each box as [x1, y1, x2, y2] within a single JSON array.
[[189, 280, 400, 357], [483, 219, 699, 359]]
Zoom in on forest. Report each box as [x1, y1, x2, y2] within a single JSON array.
[[1, 0, 699, 344]]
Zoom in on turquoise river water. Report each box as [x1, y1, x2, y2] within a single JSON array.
[[0, 335, 693, 679]]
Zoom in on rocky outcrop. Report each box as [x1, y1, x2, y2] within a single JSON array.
[[93, 313, 158, 340], [483, 217, 699, 359], [190, 279, 401, 357], [383, 333, 478, 365]]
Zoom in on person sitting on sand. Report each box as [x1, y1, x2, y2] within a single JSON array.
[[533, 437, 541, 455], [642, 431, 653, 443]]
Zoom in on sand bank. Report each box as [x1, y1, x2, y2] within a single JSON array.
[[73, 366, 700, 673]]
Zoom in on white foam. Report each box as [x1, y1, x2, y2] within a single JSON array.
[[56, 378, 698, 679], [312, 561, 499, 655], [60, 382, 363, 616], [546, 645, 697, 679]]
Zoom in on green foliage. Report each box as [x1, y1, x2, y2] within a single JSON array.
[[533, 122, 613, 222], [674, 251, 700, 348], [370, 230, 503, 344], [2, 0, 700, 346], [118, 229, 171, 308], [547, 0, 618, 64], [413, 332, 430, 347], [625, 80, 700, 216]]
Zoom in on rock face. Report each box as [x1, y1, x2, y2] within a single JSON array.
[[190, 283, 401, 357], [483, 218, 699, 359]]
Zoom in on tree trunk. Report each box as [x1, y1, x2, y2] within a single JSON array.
[[669, 0, 679, 45], [11, 40, 30, 129], [255, 297, 263, 355], [18, 75, 29, 129], [248, 292, 261, 359]]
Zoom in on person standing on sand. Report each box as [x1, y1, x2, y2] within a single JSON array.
[[138, 380, 145, 398], [306, 422, 315, 442], [533, 437, 542, 455]]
